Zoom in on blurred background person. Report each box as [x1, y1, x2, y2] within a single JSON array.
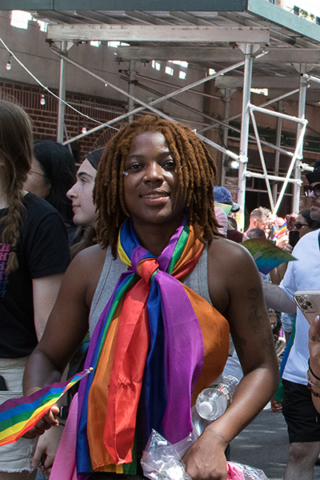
[[67, 148, 103, 258], [24, 140, 77, 245], [245, 206, 270, 235], [294, 209, 320, 237], [0, 101, 70, 479]]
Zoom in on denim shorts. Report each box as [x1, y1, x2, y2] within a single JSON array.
[[0, 357, 37, 473]]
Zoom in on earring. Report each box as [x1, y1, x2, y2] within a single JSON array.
[[123, 171, 128, 176]]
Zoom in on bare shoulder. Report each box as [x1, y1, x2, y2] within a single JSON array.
[[61, 245, 106, 305], [208, 236, 255, 274], [66, 244, 108, 305], [72, 243, 107, 267]]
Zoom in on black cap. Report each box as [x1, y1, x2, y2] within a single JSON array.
[[306, 160, 320, 184]]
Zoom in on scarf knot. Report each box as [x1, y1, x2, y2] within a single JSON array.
[[131, 247, 160, 284]]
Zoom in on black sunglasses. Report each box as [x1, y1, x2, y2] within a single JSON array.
[[304, 183, 320, 198], [294, 222, 308, 230]]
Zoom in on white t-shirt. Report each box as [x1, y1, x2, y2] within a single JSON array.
[[280, 229, 320, 385]]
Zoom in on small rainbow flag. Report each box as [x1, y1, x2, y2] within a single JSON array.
[[273, 220, 287, 240], [0, 367, 93, 447]]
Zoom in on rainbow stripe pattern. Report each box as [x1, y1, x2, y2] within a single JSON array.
[[0, 368, 92, 447], [272, 220, 287, 240], [76, 216, 230, 475]]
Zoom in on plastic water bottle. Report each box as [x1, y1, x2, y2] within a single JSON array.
[[195, 375, 239, 422]]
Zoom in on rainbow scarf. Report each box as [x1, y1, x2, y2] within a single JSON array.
[[76, 217, 230, 476], [0, 369, 92, 447]]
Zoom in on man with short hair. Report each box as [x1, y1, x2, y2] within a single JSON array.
[[263, 160, 320, 480], [245, 206, 270, 234]]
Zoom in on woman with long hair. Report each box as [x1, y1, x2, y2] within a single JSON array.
[[0, 101, 70, 479]]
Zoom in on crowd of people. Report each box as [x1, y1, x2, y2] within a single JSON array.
[[1, 98, 320, 480]]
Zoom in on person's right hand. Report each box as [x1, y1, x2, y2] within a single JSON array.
[[275, 235, 289, 251], [309, 316, 320, 367], [23, 405, 59, 439]]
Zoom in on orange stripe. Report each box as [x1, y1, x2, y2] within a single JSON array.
[[183, 286, 230, 405], [87, 298, 123, 468]]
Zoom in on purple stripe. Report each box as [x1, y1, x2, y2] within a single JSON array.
[[131, 245, 150, 271], [157, 224, 185, 272], [156, 271, 204, 443]]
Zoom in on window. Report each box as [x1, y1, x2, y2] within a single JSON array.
[[251, 88, 268, 96], [151, 60, 161, 71], [168, 60, 188, 68], [179, 71, 186, 80], [165, 66, 174, 76], [107, 41, 130, 48], [90, 41, 101, 47], [10, 11, 32, 29], [37, 20, 48, 32]]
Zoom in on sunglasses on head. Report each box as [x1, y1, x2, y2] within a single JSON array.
[[294, 222, 308, 230], [304, 183, 320, 198]]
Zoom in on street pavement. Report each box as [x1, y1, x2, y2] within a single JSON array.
[[229, 403, 320, 480]]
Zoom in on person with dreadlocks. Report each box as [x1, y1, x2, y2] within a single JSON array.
[[23, 115, 278, 480]]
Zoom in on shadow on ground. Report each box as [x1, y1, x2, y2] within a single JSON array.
[[229, 408, 288, 480]]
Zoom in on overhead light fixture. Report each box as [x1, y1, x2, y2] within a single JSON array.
[[81, 124, 87, 134], [225, 159, 239, 170], [6, 54, 12, 71], [40, 94, 46, 106]]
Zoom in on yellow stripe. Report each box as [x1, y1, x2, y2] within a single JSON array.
[[0, 401, 56, 441], [117, 236, 130, 266]]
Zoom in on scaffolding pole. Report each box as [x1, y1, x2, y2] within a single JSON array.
[[248, 103, 307, 216], [50, 47, 254, 148], [221, 88, 232, 187], [237, 44, 254, 231], [273, 102, 282, 205], [57, 41, 67, 143], [198, 89, 300, 135], [128, 60, 136, 124], [292, 65, 307, 213]]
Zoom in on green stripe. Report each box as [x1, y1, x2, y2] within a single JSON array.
[[0, 393, 59, 432], [167, 224, 189, 274]]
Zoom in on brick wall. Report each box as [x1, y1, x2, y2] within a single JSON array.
[[0, 81, 126, 162]]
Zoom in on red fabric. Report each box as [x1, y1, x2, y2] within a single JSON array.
[[103, 260, 158, 464]]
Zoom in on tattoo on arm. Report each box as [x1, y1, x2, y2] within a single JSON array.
[[231, 332, 246, 363], [247, 287, 274, 352], [231, 287, 274, 362]]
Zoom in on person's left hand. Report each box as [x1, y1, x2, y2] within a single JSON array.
[[182, 428, 228, 480], [32, 424, 64, 475]]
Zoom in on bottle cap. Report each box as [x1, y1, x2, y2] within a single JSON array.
[[197, 401, 213, 418]]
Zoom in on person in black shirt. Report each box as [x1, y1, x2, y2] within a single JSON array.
[[0, 100, 70, 479]]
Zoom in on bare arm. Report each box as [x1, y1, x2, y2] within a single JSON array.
[[33, 273, 64, 340], [24, 248, 102, 394], [23, 246, 105, 440], [183, 239, 279, 480], [262, 281, 296, 314]]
